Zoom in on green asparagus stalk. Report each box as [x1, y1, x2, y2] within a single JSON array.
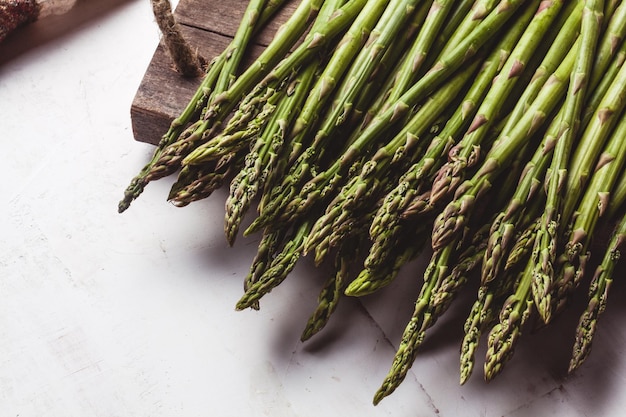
[[431, 35, 579, 250], [569, 207, 626, 372], [608, 165, 626, 218], [460, 266, 517, 384], [429, 0, 563, 207], [562, 109, 626, 282], [532, 0, 603, 325], [247, 0, 393, 233], [306, 0, 424, 152], [435, 0, 500, 59], [481, 125, 554, 285], [167, 152, 244, 206], [279, 0, 530, 228], [301, 229, 365, 341], [118, 0, 279, 212], [374, 223, 489, 404], [587, 0, 626, 92], [244, 227, 287, 310], [368, 6, 536, 253], [459, 166, 538, 383], [563, 49, 626, 225], [236, 219, 314, 310], [381, 0, 457, 107], [305, 60, 478, 263], [345, 221, 429, 296], [497, 0, 583, 137], [345, 0, 433, 129], [373, 238, 457, 404], [484, 254, 536, 381]]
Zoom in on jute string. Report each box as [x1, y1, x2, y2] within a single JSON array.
[[150, 0, 205, 78]]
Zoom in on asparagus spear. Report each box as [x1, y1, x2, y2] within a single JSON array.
[[569, 206, 626, 372], [532, 0, 603, 325], [481, 124, 554, 285], [381, 0, 457, 107], [608, 163, 626, 218], [497, 0, 582, 137], [301, 228, 365, 341], [373, 223, 489, 404], [236, 219, 314, 310], [346, 220, 430, 296], [368, 5, 536, 259], [178, 0, 367, 170], [247, 0, 394, 233], [428, 0, 563, 207], [460, 266, 517, 384], [563, 46, 626, 226], [349, 0, 436, 130], [431, 34, 579, 250], [435, 0, 500, 60], [244, 227, 287, 310], [305, 60, 478, 263], [555, 108, 626, 311], [168, 152, 244, 206], [278, 0, 530, 228], [118, 0, 280, 212], [484, 253, 536, 381]]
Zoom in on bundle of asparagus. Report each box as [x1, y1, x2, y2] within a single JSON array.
[[121, 0, 626, 404]]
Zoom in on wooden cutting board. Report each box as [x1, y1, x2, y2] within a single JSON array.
[[130, 0, 296, 145]]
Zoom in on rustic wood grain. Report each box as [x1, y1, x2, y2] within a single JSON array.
[[130, 0, 296, 145]]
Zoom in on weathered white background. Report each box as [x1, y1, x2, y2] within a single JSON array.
[[1, 1, 626, 416]]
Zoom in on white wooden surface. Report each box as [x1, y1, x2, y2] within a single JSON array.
[[1, 1, 626, 416]]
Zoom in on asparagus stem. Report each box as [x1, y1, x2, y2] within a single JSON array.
[[300, 240, 354, 341], [608, 165, 626, 217], [368, 8, 536, 255], [569, 207, 626, 372], [563, 46, 626, 224], [244, 227, 287, 310], [305, 59, 478, 263], [118, 0, 278, 212], [247, 0, 393, 233], [382, 0, 457, 107], [460, 268, 517, 384], [431, 32, 579, 250], [497, 0, 582, 137], [532, 0, 603, 324], [345, 221, 429, 296], [373, 223, 489, 404], [484, 255, 535, 381], [280, 0, 529, 228], [236, 219, 313, 310], [567, 110, 626, 271], [167, 152, 244, 206], [429, 0, 563, 207], [481, 121, 554, 285]]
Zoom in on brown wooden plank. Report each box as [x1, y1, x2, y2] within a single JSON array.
[[175, 0, 298, 46], [130, 0, 297, 145], [131, 25, 229, 145]]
